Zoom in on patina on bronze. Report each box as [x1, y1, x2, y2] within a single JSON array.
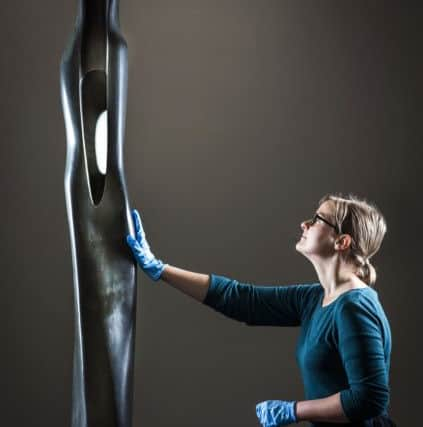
[[60, 1, 137, 426]]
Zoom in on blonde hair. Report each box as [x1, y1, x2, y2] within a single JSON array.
[[318, 193, 387, 286]]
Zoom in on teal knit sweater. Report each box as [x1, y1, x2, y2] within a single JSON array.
[[203, 274, 392, 425]]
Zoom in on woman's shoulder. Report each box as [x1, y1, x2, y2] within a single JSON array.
[[334, 286, 388, 324], [338, 285, 379, 306]]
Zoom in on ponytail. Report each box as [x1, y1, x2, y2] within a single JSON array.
[[356, 259, 377, 286]]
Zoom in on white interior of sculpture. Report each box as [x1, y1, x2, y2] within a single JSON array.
[[95, 110, 108, 175]]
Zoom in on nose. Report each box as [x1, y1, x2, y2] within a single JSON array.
[[301, 220, 310, 231]]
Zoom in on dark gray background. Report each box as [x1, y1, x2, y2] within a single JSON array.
[[1, 1, 421, 426]]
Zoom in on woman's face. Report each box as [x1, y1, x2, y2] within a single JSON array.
[[295, 200, 339, 260]]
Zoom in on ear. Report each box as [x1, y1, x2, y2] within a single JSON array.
[[335, 234, 352, 251]]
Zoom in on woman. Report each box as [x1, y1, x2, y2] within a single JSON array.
[[126, 193, 396, 427]]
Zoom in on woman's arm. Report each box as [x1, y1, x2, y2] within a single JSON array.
[[296, 392, 350, 424], [260, 299, 390, 425], [161, 264, 210, 303], [161, 266, 320, 327], [126, 209, 317, 326], [335, 300, 390, 422], [297, 300, 390, 424]]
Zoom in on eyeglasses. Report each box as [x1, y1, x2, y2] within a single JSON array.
[[308, 213, 339, 233]]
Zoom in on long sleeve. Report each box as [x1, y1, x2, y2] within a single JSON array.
[[203, 274, 320, 326], [336, 298, 390, 422]]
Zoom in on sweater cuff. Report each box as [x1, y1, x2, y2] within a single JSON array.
[[339, 389, 355, 422], [202, 273, 220, 306]]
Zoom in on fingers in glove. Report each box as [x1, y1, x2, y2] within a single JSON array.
[[131, 209, 145, 243], [126, 235, 137, 248], [127, 235, 143, 256]]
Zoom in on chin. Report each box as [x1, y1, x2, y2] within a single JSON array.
[[296, 242, 313, 260]]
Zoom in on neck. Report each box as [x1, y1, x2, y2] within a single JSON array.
[[311, 256, 361, 297]]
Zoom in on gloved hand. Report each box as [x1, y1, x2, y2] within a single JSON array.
[[256, 400, 298, 427], [126, 209, 166, 281]]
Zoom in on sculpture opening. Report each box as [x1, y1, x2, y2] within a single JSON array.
[[96, 110, 108, 175]]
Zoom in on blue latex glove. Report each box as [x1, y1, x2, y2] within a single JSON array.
[[126, 209, 166, 281], [256, 400, 298, 427]]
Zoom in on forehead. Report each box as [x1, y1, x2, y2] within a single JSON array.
[[317, 200, 336, 217]]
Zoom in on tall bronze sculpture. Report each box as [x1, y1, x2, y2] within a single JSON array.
[[60, 1, 137, 426]]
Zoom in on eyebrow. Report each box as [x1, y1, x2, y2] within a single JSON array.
[[315, 211, 330, 220]]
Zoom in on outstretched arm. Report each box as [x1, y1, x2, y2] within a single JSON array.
[[126, 208, 319, 326]]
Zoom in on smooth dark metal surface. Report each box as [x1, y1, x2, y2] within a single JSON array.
[[60, 1, 137, 426]]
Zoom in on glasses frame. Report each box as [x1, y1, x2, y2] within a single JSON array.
[[309, 213, 339, 233]]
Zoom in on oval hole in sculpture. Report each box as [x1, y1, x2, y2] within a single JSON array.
[[95, 110, 108, 175]]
